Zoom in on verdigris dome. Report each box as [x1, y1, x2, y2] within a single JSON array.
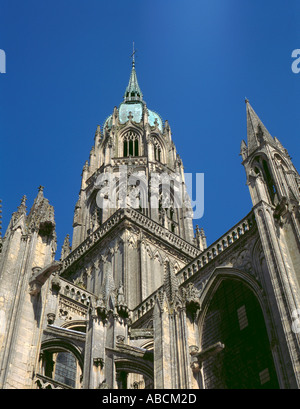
[[103, 104, 163, 132], [103, 59, 163, 132]]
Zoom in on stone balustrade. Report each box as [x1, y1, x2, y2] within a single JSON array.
[[58, 276, 95, 307], [176, 211, 255, 284], [132, 286, 164, 323], [111, 156, 148, 166], [35, 374, 72, 389], [131, 211, 256, 323]]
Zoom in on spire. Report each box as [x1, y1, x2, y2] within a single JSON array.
[[61, 234, 71, 260], [124, 43, 143, 103], [245, 99, 275, 155], [17, 195, 27, 216], [36, 185, 45, 204], [163, 260, 180, 304], [27, 186, 56, 236]]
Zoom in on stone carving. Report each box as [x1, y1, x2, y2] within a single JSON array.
[[58, 295, 88, 321]]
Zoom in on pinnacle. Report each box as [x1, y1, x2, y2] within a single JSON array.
[[17, 195, 27, 213], [246, 101, 275, 154], [124, 58, 143, 103]]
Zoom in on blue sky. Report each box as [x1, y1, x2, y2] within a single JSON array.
[[1, 0, 300, 253]]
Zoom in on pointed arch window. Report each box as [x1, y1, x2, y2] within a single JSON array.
[[252, 156, 278, 205], [123, 140, 128, 157], [123, 131, 139, 157], [135, 139, 139, 156], [153, 138, 162, 162], [38, 347, 82, 389], [129, 140, 133, 156], [201, 279, 279, 389]]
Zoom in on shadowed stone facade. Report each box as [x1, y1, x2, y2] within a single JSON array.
[[1, 62, 300, 389]]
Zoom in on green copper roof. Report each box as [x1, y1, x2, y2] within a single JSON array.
[[103, 56, 163, 132], [124, 60, 143, 102], [119, 102, 143, 124]]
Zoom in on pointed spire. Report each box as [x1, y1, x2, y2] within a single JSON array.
[[163, 260, 180, 304], [245, 99, 275, 154], [36, 185, 44, 204], [61, 234, 71, 260], [124, 43, 143, 103], [240, 139, 248, 161], [17, 195, 27, 215], [95, 124, 101, 139], [195, 225, 207, 251], [27, 186, 56, 236], [100, 261, 116, 307]]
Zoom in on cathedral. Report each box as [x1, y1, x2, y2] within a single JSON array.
[[0, 56, 300, 390]]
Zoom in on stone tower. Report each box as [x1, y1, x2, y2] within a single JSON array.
[[55, 57, 203, 389], [0, 188, 58, 388], [240, 100, 300, 386], [1, 62, 300, 390]]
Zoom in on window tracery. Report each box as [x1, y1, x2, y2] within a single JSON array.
[[123, 130, 139, 157]]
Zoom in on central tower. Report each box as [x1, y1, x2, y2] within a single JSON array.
[[71, 57, 198, 252], [55, 57, 204, 388], [60, 58, 203, 314]]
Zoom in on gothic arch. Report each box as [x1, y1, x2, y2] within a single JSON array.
[[153, 250, 163, 265], [198, 267, 269, 344], [249, 154, 278, 204], [151, 133, 167, 163], [40, 338, 84, 371], [61, 320, 87, 333], [197, 267, 280, 389], [251, 238, 267, 280], [85, 189, 103, 233], [39, 338, 84, 388], [273, 153, 289, 170], [119, 127, 143, 157], [114, 357, 154, 386], [143, 241, 153, 259]]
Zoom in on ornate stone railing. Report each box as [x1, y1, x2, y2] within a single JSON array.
[[58, 277, 95, 307], [35, 374, 73, 389], [131, 286, 164, 323], [61, 208, 199, 272], [131, 211, 256, 323], [61, 209, 125, 271], [124, 208, 200, 258], [176, 210, 255, 284], [111, 156, 148, 167]]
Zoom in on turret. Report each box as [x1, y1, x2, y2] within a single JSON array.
[[241, 100, 300, 388], [0, 186, 58, 388]]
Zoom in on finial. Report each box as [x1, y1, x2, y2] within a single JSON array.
[[131, 41, 136, 66], [124, 43, 143, 102], [36, 186, 44, 202], [83, 160, 89, 170], [16, 195, 27, 216], [19, 195, 27, 207], [245, 97, 249, 104]]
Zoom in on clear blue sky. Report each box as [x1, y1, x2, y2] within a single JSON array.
[[1, 0, 300, 253]]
